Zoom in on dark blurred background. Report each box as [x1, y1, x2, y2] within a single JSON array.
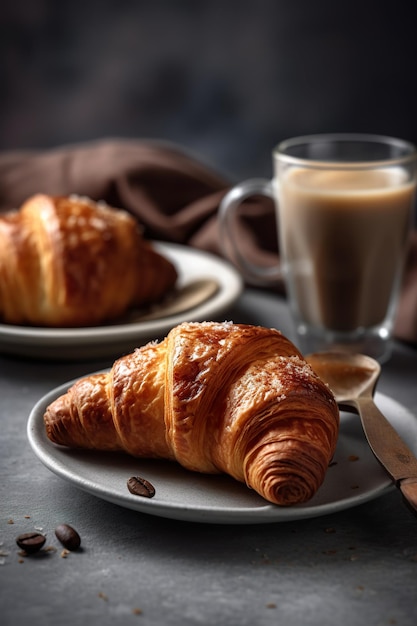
[[1, 0, 417, 181]]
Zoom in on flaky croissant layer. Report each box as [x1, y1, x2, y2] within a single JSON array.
[[44, 321, 340, 506], [0, 193, 177, 326]]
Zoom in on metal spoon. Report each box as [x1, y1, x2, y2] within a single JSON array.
[[129, 278, 219, 322], [306, 351, 417, 516]]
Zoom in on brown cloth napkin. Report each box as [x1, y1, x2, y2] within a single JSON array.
[[1, 138, 416, 345]]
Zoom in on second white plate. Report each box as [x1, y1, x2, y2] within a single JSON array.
[[0, 242, 243, 360]]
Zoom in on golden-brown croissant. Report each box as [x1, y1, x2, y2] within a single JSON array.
[[44, 321, 339, 506], [0, 193, 177, 326]]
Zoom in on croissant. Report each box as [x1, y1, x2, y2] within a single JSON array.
[[44, 321, 339, 506], [0, 193, 177, 326]]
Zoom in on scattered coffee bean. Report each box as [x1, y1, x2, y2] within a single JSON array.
[[54, 524, 81, 551], [127, 476, 156, 498], [16, 532, 46, 554]]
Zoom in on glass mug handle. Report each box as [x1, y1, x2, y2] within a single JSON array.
[[219, 178, 282, 284]]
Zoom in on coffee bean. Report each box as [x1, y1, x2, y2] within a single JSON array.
[[16, 532, 46, 554], [127, 476, 156, 498], [54, 524, 81, 551]]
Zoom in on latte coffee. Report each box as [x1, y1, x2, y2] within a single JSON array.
[[219, 134, 417, 361], [277, 167, 413, 332]]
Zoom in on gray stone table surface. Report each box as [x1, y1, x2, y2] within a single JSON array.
[[1, 289, 417, 626]]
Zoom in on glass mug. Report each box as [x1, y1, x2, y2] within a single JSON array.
[[219, 134, 417, 362]]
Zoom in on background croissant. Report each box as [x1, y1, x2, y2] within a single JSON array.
[[0, 193, 177, 327], [44, 321, 340, 506]]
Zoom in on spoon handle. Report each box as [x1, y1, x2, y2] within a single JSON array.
[[355, 397, 417, 516], [399, 479, 417, 517]]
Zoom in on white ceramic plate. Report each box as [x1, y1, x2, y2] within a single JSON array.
[[27, 387, 417, 524], [0, 243, 242, 360]]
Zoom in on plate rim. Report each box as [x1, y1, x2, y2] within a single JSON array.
[[26, 379, 413, 524]]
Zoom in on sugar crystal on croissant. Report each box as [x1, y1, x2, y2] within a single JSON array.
[[44, 321, 340, 506]]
